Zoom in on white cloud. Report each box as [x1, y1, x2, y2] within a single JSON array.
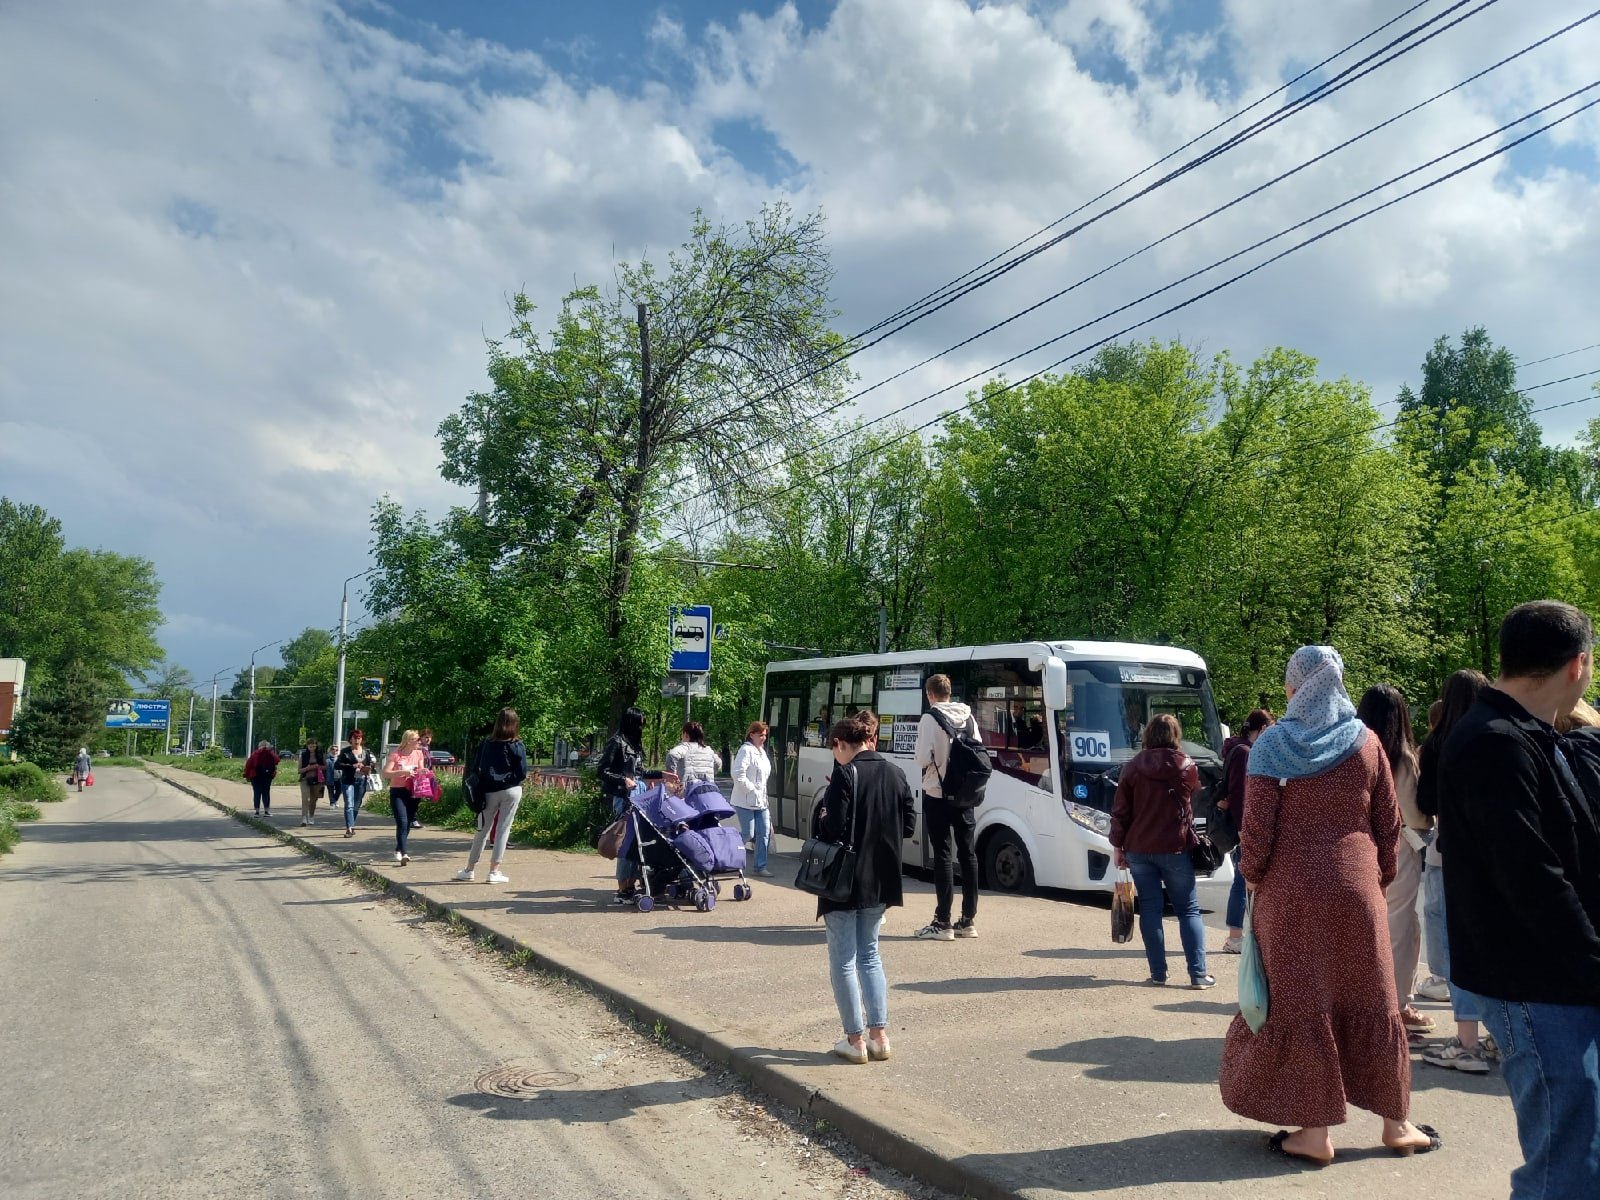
[[3, 0, 1599, 672]]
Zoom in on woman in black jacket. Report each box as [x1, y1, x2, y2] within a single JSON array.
[[814, 714, 915, 1064], [597, 707, 664, 902], [454, 708, 529, 885]]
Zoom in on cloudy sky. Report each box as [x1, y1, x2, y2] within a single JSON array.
[[3, 0, 1598, 679]]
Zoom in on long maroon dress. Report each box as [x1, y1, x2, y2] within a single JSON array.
[[1219, 731, 1409, 1126]]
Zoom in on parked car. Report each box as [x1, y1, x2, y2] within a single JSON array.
[[427, 749, 456, 767], [277, 748, 297, 762]]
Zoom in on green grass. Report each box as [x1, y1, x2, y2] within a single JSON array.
[[95, 756, 145, 768], [0, 796, 43, 855], [0, 762, 68, 804]]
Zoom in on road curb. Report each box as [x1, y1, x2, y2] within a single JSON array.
[[147, 765, 1015, 1200]]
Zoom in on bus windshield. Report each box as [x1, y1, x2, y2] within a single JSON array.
[[1054, 660, 1222, 771]]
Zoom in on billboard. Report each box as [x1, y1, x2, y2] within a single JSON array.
[[105, 699, 171, 729]]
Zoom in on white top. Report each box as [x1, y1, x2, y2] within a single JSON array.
[[914, 701, 979, 797], [730, 741, 772, 810]]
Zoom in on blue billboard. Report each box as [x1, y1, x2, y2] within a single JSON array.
[[668, 605, 712, 673], [105, 699, 171, 729]]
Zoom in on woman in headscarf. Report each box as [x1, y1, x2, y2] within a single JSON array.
[[1219, 646, 1441, 1165]]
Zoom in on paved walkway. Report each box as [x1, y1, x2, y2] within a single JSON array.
[[149, 764, 1522, 1199]]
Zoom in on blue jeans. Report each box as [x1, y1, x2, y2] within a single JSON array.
[[736, 807, 770, 871], [1125, 852, 1208, 982], [340, 781, 365, 828], [824, 905, 888, 1036], [1422, 862, 1481, 1022], [390, 787, 416, 852], [1226, 849, 1247, 930], [612, 795, 637, 887], [1478, 997, 1600, 1199]]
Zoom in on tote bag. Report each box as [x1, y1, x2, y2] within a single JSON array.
[[1239, 892, 1270, 1033], [794, 765, 857, 903]]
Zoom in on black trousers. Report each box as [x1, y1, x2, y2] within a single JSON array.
[[925, 795, 978, 925]]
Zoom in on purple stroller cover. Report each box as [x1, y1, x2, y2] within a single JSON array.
[[634, 784, 695, 829], [681, 779, 734, 823], [672, 826, 745, 874]]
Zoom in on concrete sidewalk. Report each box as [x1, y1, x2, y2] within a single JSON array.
[[149, 764, 1520, 1200]]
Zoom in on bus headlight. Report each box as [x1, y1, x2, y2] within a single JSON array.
[[1065, 802, 1111, 837]]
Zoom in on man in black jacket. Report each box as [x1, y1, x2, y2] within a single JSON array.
[[1440, 600, 1599, 1200]]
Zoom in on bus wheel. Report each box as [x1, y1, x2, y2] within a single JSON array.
[[982, 828, 1034, 893]]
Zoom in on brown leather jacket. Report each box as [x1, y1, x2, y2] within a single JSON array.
[[1110, 747, 1200, 856]]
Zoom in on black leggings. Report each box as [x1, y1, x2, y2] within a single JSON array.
[[251, 778, 272, 812], [390, 787, 417, 852]]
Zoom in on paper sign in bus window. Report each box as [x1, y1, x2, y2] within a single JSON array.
[[1068, 729, 1112, 763]]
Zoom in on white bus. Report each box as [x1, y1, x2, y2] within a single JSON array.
[[761, 640, 1235, 893]]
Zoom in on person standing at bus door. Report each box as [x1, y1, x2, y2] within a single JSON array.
[[815, 715, 916, 1064], [244, 740, 277, 817], [383, 729, 427, 866], [1110, 714, 1213, 989], [731, 722, 774, 877], [913, 674, 981, 941], [1219, 710, 1274, 954], [1220, 645, 1437, 1164], [665, 720, 721, 791]]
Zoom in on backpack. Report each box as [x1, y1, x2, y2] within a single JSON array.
[[927, 707, 992, 808]]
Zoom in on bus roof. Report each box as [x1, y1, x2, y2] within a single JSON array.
[[765, 639, 1209, 674]]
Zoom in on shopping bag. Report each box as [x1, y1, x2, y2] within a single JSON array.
[[1110, 868, 1136, 943], [85, 772, 94, 787], [1239, 892, 1269, 1033], [411, 769, 439, 801]]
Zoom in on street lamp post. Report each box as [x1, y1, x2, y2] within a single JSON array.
[[332, 568, 377, 750], [245, 640, 282, 755]]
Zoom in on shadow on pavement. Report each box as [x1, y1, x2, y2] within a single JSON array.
[[1022, 946, 1149, 961], [447, 1074, 723, 1124], [1028, 1034, 1225, 1085], [895, 974, 1119, 995], [631, 924, 827, 945], [956, 1128, 1303, 1192], [1155, 999, 1240, 1016]]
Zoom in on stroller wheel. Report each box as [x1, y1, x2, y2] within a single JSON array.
[[734, 884, 750, 901], [636, 894, 655, 913], [694, 890, 710, 913], [705, 890, 716, 911]]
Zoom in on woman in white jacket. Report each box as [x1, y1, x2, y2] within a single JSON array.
[[731, 721, 774, 877]]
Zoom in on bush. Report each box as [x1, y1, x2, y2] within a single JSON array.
[[0, 762, 67, 804], [363, 775, 605, 852]]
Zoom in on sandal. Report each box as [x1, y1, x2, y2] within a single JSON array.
[[1267, 1130, 1333, 1167], [1390, 1123, 1442, 1157], [1401, 1007, 1436, 1034]]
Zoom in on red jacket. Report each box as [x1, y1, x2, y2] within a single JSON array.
[[244, 747, 278, 782], [1110, 747, 1200, 855]]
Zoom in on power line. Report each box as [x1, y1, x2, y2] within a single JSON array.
[[703, 83, 1600, 530], [1521, 342, 1600, 368], [653, 1, 1501, 461], [661, 9, 1598, 521]]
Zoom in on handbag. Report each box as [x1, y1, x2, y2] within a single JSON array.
[[463, 770, 487, 815], [1171, 778, 1224, 873], [598, 816, 627, 860], [1110, 868, 1136, 943], [1239, 892, 1270, 1032], [794, 765, 858, 903], [411, 768, 439, 801]]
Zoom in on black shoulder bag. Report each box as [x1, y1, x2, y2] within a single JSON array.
[[795, 764, 859, 903], [463, 740, 489, 815], [1179, 776, 1225, 874]]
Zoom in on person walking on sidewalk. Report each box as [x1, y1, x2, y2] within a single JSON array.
[[412, 728, 434, 829], [454, 708, 529, 885], [1416, 669, 1494, 1073], [1439, 601, 1599, 1200], [814, 714, 915, 1064], [296, 737, 325, 827], [1110, 714, 1213, 989], [333, 729, 378, 837], [731, 721, 774, 878], [243, 741, 277, 816], [1356, 684, 1436, 1040], [1218, 709, 1273, 954], [72, 747, 92, 790], [1220, 645, 1439, 1165], [913, 673, 981, 941], [383, 729, 427, 866]]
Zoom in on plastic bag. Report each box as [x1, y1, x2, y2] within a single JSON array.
[[1239, 892, 1269, 1033], [1110, 869, 1136, 943]]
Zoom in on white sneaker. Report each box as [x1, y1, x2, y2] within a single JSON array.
[[914, 922, 955, 941], [394, 851, 405, 865], [453, 868, 475, 882], [831, 1038, 868, 1064], [1220, 935, 1242, 955], [1415, 974, 1451, 1002], [1422, 1037, 1491, 1073], [487, 870, 510, 884]]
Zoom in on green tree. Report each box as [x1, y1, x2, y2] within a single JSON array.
[[11, 666, 101, 768]]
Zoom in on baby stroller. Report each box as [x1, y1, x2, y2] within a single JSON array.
[[620, 780, 751, 912]]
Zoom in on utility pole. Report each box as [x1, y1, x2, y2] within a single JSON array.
[[333, 568, 375, 750], [245, 639, 281, 754], [185, 694, 195, 754], [878, 603, 888, 654]]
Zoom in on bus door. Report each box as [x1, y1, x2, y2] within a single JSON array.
[[764, 691, 802, 837]]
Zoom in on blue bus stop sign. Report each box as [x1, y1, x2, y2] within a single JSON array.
[[668, 605, 712, 673]]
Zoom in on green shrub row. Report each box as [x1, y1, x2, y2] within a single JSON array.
[[0, 762, 67, 805], [0, 796, 43, 855], [362, 773, 607, 852]]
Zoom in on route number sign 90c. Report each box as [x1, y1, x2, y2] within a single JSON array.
[[1069, 730, 1112, 763]]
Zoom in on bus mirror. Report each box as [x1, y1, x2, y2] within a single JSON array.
[[1042, 658, 1069, 711]]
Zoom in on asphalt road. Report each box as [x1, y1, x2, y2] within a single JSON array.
[[0, 769, 936, 1200]]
